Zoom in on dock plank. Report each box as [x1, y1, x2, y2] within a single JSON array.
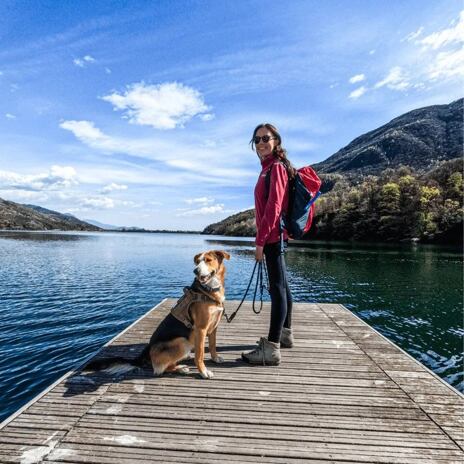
[[0, 299, 462, 463]]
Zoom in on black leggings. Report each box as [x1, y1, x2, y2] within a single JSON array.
[[264, 241, 293, 343]]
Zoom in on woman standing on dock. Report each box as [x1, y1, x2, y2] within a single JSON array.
[[242, 123, 294, 365]]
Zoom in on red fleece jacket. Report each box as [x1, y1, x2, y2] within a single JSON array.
[[254, 156, 289, 247]]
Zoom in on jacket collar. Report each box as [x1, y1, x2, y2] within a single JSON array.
[[260, 154, 278, 171]]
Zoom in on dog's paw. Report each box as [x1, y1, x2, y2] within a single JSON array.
[[199, 369, 214, 379], [211, 355, 224, 364]]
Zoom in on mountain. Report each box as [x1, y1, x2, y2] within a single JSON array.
[[203, 209, 255, 236], [0, 199, 101, 231], [313, 98, 463, 176], [83, 218, 120, 230]]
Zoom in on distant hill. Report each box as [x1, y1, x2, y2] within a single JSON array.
[[0, 199, 101, 231], [313, 98, 463, 176], [83, 218, 120, 230], [203, 209, 255, 236]]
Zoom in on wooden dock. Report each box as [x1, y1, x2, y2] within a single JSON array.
[[1, 300, 463, 463]]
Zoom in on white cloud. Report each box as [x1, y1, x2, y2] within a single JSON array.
[[0, 166, 78, 191], [417, 11, 464, 49], [369, 49, 376, 55], [5, 113, 16, 119], [59, 120, 255, 184], [59, 120, 120, 152], [101, 81, 213, 130], [73, 55, 96, 67], [105, 67, 112, 74], [82, 197, 114, 209], [0, 189, 49, 203], [403, 26, 424, 42], [120, 200, 140, 207], [101, 183, 128, 193], [414, 11, 464, 82], [368, 11, 464, 97], [349, 86, 367, 99], [176, 203, 224, 216], [374, 66, 411, 91], [199, 113, 215, 122], [428, 48, 464, 80], [349, 74, 365, 84], [185, 197, 214, 205]]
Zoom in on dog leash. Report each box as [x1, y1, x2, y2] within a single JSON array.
[[223, 259, 269, 323], [252, 258, 268, 314]]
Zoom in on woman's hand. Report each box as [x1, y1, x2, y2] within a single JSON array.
[[255, 245, 264, 261]]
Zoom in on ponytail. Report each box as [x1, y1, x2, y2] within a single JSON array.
[[272, 145, 297, 180]]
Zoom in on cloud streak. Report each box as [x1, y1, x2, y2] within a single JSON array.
[[59, 119, 255, 184], [101, 183, 128, 193], [349, 86, 367, 99], [349, 74, 365, 84], [374, 66, 411, 91], [73, 55, 96, 67], [176, 203, 225, 216], [417, 11, 463, 49], [348, 10, 464, 101]]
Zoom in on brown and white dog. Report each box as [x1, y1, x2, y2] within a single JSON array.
[[84, 250, 230, 379]]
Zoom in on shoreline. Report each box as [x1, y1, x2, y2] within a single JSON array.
[[0, 229, 462, 251]]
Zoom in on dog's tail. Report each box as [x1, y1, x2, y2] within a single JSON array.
[[83, 346, 150, 375]]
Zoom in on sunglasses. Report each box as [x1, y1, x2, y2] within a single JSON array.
[[253, 135, 276, 144]]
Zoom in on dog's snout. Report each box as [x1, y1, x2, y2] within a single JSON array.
[[194, 266, 200, 275]]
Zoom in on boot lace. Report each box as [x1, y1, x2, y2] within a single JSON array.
[[256, 337, 266, 366], [244, 337, 267, 365]]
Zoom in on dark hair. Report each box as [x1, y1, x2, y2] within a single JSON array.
[[250, 123, 296, 180]]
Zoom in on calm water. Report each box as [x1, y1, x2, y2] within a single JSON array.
[[0, 231, 462, 422]]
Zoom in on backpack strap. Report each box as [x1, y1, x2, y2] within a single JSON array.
[[264, 168, 271, 200], [264, 161, 287, 201], [263, 161, 289, 253]]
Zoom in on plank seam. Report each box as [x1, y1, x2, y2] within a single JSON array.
[[318, 303, 464, 453]]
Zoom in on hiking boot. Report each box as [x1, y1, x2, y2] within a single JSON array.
[[241, 337, 281, 365], [280, 327, 294, 348]]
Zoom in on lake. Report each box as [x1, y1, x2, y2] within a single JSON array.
[[0, 230, 462, 422]]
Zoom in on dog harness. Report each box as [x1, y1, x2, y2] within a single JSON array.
[[170, 282, 223, 329]]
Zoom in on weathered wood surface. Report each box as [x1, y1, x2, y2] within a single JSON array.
[[0, 299, 463, 463]]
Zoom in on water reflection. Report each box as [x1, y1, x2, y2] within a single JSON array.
[[0, 231, 95, 242]]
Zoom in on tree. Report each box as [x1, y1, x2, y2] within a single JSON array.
[[419, 185, 441, 237]]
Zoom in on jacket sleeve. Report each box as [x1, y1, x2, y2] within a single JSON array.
[[255, 163, 288, 247]]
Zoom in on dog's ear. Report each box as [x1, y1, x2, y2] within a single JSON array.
[[213, 250, 230, 262], [193, 252, 203, 264]]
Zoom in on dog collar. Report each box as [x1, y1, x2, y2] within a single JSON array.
[[190, 280, 224, 307], [192, 278, 221, 293]]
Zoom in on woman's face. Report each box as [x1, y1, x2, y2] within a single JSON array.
[[255, 127, 278, 160]]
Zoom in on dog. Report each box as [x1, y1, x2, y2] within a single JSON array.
[[84, 250, 230, 379]]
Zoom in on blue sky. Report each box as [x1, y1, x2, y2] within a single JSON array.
[[1, 0, 463, 230]]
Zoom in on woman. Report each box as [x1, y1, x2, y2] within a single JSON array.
[[242, 123, 294, 365]]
